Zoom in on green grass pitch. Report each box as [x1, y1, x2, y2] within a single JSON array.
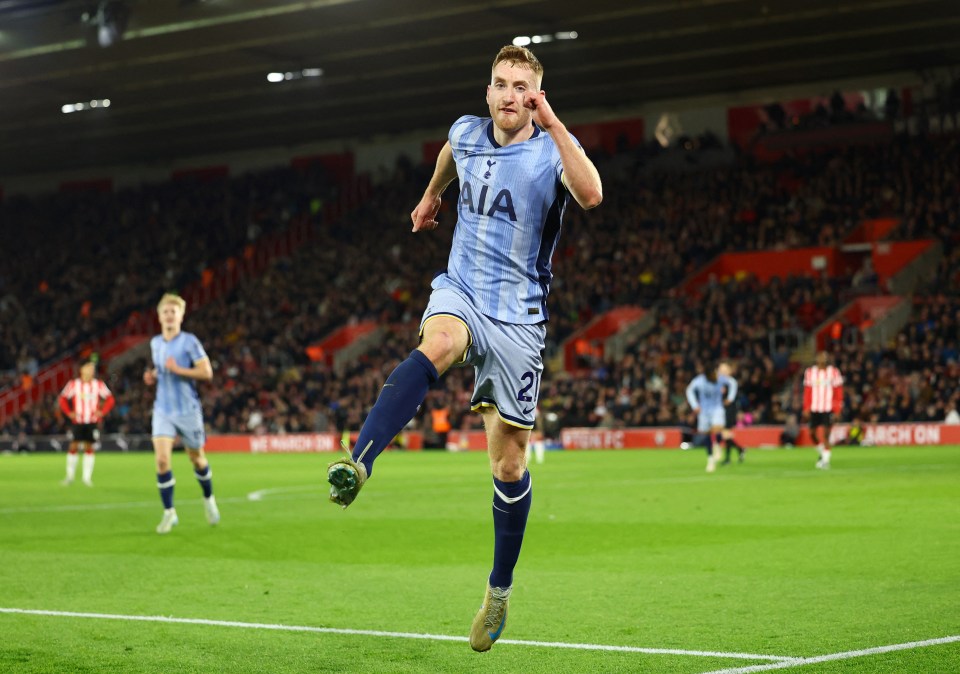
[[1, 445, 958, 673]]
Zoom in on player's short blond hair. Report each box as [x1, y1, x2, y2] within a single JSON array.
[[492, 45, 543, 87], [157, 292, 186, 313]]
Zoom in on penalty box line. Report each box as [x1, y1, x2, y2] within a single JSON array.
[[701, 635, 960, 674], [0, 607, 795, 662]]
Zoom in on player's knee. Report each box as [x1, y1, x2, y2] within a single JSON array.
[[418, 334, 461, 373], [155, 456, 172, 473], [491, 454, 526, 482]]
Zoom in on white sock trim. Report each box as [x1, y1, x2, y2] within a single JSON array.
[[157, 478, 176, 489], [194, 469, 213, 481], [493, 475, 532, 505]]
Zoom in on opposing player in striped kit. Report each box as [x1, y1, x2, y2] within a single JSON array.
[[803, 351, 844, 469], [326, 45, 602, 651], [143, 293, 219, 534], [58, 353, 114, 486]]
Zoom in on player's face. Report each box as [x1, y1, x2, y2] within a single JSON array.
[[80, 362, 95, 381], [486, 63, 537, 134], [158, 302, 184, 331]]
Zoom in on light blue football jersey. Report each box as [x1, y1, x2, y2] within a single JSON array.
[[150, 331, 208, 415], [686, 374, 738, 412], [432, 115, 577, 324]]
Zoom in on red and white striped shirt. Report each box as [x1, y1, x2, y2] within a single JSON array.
[[803, 365, 844, 414], [59, 378, 115, 424]]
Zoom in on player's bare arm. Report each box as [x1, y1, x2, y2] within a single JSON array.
[[412, 141, 458, 233], [523, 90, 602, 210], [165, 356, 213, 381]]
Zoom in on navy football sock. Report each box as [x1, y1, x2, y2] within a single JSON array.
[[157, 470, 175, 509], [489, 470, 532, 589], [195, 465, 213, 498], [353, 349, 438, 476], [704, 434, 713, 458]]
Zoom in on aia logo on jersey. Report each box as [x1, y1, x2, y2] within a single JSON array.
[[459, 181, 516, 221], [484, 160, 496, 179]]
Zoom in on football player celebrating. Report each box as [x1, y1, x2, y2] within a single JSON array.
[[326, 45, 602, 652]]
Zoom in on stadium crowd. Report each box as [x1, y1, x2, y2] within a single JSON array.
[[2, 131, 958, 440], [0, 165, 336, 390]]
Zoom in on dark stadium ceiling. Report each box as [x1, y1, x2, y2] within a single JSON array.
[[1, 0, 959, 178]]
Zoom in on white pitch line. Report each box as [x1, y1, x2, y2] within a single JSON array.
[[0, 496, 244, 515], [0, 608, 795, 661], [246, 485, 320, 501], [700, 635, 960, 674], [0, 487, 323, 515], [0, 499, 166, 514]]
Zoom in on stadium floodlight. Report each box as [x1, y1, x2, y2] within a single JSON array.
[[61, 99, 111, 114], [514, 32, 574, 47], [268, 68, 322, 84]]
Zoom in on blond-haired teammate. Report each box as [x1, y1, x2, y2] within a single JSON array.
[[143, 293, 219, 533]]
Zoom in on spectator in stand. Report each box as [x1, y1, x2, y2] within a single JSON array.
[[780, 413, 800, 447], [945, 399, 960, 424]]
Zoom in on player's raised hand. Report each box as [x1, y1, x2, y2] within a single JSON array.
[[411, 194, 442, 232], [523, 90, 559, 130]]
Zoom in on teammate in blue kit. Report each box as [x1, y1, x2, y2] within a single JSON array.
[[143, 293, 220, 534], [686, 365, 739, 473], [326, 45, 602, 651]]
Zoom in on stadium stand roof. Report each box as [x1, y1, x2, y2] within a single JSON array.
[[0, 0, 958, 177]]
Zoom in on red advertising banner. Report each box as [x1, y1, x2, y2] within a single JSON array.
[[827, 423, 958, 447], [561, 427, 683, 450], [202, 423, 960, 453], [205, 433, 342, 453]]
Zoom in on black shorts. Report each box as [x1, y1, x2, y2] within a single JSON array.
[[809, 412, 832, 429], [70, 424, 99, 444], [724, 406, 737, 429]]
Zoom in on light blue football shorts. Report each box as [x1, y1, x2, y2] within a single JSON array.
[[152, 405, 206, 450], [420, 287, 545, 429], [697, 407, 727, 433]]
